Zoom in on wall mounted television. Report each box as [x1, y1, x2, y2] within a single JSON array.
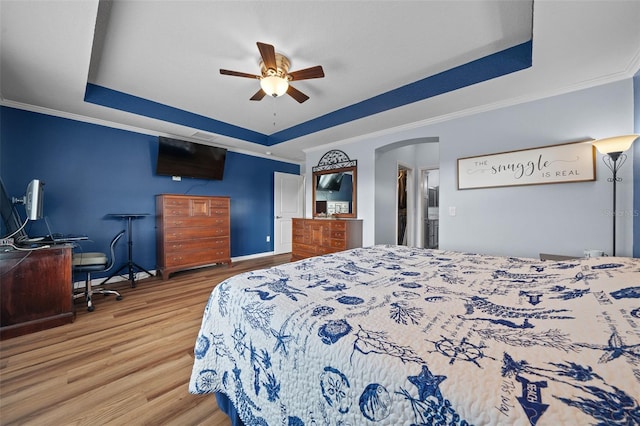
[[156, 137, 227, 180]]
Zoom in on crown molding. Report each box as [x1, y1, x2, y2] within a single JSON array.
[[305, 66, 639, 155]]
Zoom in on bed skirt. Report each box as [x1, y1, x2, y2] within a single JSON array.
[[215, 392, 244, 426]]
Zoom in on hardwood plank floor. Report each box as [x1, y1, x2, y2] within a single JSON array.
[[0, 253, 292, 425]]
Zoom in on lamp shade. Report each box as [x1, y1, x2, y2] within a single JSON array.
[[260, 76, 289, 97], [592, 134, 639, 154]]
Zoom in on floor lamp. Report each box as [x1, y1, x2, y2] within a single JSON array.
[[592, 134, 639, 256]]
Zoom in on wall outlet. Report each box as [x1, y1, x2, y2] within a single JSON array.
[[266, 235, 270, 242], [448, 206, 457, 216]]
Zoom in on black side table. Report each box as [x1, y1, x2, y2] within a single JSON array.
[[101, 213, 153, 287]]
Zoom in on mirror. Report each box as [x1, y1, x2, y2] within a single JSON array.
[[313, 166, 357, 218]]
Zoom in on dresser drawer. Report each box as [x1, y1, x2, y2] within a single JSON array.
[[292, 243, 316, 257], [164, 247, 230, 267], [163, 216, 229, 228], [317, 246, 335, 255], [162, 197, 190, 208], [331, 230, 346, 239], [164, 237, 228, 254], [162, 206, 191, 217], [163, 226, 228, 241], [331, 221, 347, 231], [330, 239, 347, 249], [209, 198, 229, 208]]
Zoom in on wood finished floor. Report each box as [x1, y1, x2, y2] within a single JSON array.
[[0, 253, 292, 425]]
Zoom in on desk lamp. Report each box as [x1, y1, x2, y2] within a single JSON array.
[[592, 134, 639, 256]]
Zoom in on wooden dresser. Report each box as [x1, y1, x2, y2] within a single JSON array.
[[156, 194, 231, 279], [291, 218, 363, 261], [1, 245, 74, 339]]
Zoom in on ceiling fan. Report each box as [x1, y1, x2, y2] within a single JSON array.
[[220, 42, 325, 103]]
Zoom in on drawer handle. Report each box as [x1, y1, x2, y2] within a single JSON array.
[[171, 244, 183, 249]]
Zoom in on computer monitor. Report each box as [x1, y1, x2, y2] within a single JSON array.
[[24, 179, 44, 220], [0, 178, 28, 241]]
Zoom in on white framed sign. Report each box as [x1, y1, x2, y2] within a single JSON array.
[[457, 140, 595, 190]]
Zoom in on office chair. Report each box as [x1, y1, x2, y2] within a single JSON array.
[[72, 230, 126, 312]]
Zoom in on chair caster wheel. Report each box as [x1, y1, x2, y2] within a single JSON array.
[[87, 305, 95, 312], [116, 296, 123, 301]]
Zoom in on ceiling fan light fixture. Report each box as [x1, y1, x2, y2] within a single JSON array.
[[260, 75, 289, 97], [220, 42, 323, 103]]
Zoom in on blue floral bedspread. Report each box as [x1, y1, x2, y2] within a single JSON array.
[[189, 245, 640, 425]]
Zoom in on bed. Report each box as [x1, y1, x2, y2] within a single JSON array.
[[189, 245, 640, 425]]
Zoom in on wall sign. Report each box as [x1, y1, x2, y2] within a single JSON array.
[[457, 140, 595, 190]]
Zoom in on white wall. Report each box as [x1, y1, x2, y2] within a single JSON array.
[[305, 79, 636, 258]]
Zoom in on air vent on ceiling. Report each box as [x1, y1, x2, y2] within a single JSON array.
[[191, 131, 216, 141]]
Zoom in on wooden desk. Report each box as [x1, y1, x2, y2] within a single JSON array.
[[1, 245, 75, 340]]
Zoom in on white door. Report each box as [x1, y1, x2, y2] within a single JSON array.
[[274, 172, 304, 254]]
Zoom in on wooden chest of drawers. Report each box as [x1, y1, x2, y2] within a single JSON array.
[[291, 218, 363, 261], [156, 194, 231, 279]]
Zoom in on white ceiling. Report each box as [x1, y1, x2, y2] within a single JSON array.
[[1, 1, 639, 163]]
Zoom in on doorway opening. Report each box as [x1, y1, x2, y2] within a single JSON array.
[[421, 169, 439, 249], [397, 165, 413, 245]]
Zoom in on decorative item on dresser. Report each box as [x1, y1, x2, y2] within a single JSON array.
[[291, 218, 362, 261], [156, 194, 231, 280]]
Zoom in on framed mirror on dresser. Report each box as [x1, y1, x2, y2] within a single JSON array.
[[312, 150, 357, 218], [293, 150, 362, 261]]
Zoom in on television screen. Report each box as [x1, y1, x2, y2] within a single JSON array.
[[156, 137, 227, 180]]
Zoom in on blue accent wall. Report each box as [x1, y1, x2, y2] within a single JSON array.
[[0, 106, 299, 277], [634, 70, 639, 258]]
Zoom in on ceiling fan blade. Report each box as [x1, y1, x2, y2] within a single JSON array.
[[288, 65, 325, 81], [257, 42, 277, 71], [250, 89, 266, 101], [220, 69, 261, 79], [287, 85, 309, 103]]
